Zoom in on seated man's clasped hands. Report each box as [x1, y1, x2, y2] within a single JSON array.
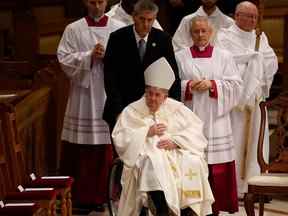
[[146, 117, 177, 151]]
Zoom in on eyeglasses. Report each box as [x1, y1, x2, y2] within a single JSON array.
[[237, 12, 258, 20]]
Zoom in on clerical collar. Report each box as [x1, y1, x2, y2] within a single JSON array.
[[190, 44, 213, 58], [85, 15, 108, 27]]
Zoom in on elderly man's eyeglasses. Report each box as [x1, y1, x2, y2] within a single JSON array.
[[237, 12, 258, 20]]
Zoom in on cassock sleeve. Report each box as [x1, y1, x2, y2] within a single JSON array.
[[214, 52, 242, 116], [57, 24, 94, 88]]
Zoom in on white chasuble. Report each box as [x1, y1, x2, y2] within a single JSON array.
[[176, 47, 242, 164], [112, 98, 214, 216], [215, 23, 278, 195], [57, 16, 125, 145]]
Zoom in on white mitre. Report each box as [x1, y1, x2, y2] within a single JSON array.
[[144, 57, 175, 90]]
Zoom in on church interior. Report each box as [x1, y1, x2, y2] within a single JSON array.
[[0, 0, 287, 215]]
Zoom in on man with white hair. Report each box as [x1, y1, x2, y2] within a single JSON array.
[[173, 0, 234, 51], [106, 0, 162, 29], [215, 1, 278, 198], [112, 57, 214, 216]]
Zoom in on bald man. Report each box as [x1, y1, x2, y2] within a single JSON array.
[[215, 1, 278, 198]]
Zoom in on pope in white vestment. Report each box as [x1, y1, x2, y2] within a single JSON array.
[[112, 58, 214, 216], [106, 0, 162, 30], [172, 1, 234, 51], [215, 1, 278, 197], [57, 0, 125, 206], [176, 16, 242, 214]]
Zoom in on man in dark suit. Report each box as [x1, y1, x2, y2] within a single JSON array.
[[103, 0, 180, 130]]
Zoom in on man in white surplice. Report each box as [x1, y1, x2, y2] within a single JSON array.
[[106, 0, 162, 29], [172, 0, 234, 51], [176, 16, 242, 215], [57, 0, 125, 208], [215, 1, 278, 198], [112, 57, 214, 216]]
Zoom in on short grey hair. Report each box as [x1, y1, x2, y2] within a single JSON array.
[[133, 0, 159, 16], [190, 16, 214, 32]]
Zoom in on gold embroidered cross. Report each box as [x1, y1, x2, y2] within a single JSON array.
[[185, 168, 197, 180], [170, 164, 177, 172]]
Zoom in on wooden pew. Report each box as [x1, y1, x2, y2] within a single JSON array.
[[0, 58, 69, 175], [0, 87, 73, 216], [0, 90, 31, 198], [0, 202, 45, 216], [0, 110, 14, 199], [0, 87, 51, 192], [14, 87, 52, 176]]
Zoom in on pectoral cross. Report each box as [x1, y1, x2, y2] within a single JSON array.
[[152, 113, 158, 123]]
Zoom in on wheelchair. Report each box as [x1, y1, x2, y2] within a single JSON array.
[[107, 157, 150, 216], [107, 158, 198, 216], [107, 157, 123, 216]]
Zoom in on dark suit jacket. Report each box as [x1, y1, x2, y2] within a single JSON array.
[[103, 25, 180, 129]]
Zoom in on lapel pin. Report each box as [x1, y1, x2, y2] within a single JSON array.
[[152, 42, 156, 47]]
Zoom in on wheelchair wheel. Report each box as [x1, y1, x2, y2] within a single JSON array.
[[108, 157, 123, 216]]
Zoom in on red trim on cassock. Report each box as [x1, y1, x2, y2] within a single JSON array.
[[209, 80, 218, 98], [85, 15, 108, 27], [190, 44, 213, 58], [208, 161, 239, 215], [185, 80, 193, 101]]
